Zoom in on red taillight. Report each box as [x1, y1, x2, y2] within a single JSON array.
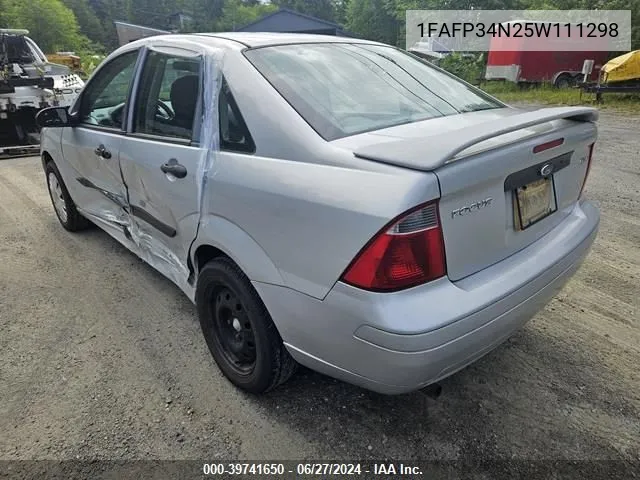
[[533, 138, 564, 154], [341, 201, 446, 292], [579, 143, 595, 199]]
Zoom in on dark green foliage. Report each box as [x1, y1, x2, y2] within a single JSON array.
[[1, 0, 638, 64], [438, 53, 486, 84]]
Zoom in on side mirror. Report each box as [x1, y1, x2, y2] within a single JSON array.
[[35, 106, 78, 128]]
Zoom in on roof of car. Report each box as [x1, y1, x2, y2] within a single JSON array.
[[191, 32, 382, 48], [115, 32, 386, 58]]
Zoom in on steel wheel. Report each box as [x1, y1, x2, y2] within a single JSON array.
[[211, 286, 256, 375], [48, 171, 68, 223], [196, 257, 297, 393]]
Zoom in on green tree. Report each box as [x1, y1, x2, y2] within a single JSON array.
[[128, 0, 175, 29], [217, 0, 278, 30], [438, 52, 486, 83], [0, 0, 86, 52], [3, 0, 637, 56], [347, 0, 401, 45], [271, 0, 338, 22], [182, 0, 226, 31], [61, 0, 108, 48], [87, 0, 132, 48], [526, 0, 640, 50], [334, 0, 350, 25]]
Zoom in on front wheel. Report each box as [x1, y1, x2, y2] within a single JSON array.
[[195, 257, 297, 393], [45, 161, 90, 231]]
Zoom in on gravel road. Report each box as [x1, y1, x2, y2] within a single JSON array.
[[1, 108, 638, 477]]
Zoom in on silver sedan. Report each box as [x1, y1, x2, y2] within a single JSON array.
[[37, 33, 599, 394]]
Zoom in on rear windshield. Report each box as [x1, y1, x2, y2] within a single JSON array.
[[244, 43, 504, 140]]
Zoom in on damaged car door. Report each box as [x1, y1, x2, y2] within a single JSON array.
[[118, 47, 206, 285], [60, 49, 140, 221]]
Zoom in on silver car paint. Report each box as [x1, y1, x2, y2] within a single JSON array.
[[190, 40, 443, 299], [49, 37, 225, 298], [255, 200, 599, 394], [333, 110, 598, 281], [351, 106, 597, 170], [40, 33, 600, 394], [437, 120, 596, 280]]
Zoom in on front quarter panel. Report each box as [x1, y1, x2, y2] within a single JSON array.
[[40, 126, 85, 203], [40, 126, 64, 168]]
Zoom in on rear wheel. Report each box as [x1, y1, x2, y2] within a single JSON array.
[[45, 160, 90, 231], [196, 257, 297, 393], [554, 74, 575, 89]]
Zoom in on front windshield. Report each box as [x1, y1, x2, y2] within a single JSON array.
[[3, 35, 36, 64], [244, 43, 504, 140], [24, 37, 47, 63]]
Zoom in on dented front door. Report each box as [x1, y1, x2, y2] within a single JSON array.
[[61, 49, 140, 223]]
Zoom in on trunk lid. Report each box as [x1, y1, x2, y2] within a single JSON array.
[[335, 106, 598, 281]]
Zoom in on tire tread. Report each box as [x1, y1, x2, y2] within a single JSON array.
[[45, 159, 91, 232], [197, 257, 297, 393]]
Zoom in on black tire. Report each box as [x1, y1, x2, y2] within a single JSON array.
[[554, 74, 574, 89], [196, 257, 297, 394], [45, 160, 91, 232]]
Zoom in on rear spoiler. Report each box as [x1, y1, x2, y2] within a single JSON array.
[[353, 107, 598, 171]]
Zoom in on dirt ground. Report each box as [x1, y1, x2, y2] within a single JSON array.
[[1, 108, 639, 477]]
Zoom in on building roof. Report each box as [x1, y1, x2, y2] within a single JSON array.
[[235, 8, 354, 37]]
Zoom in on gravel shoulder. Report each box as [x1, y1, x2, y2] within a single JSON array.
[[0, 110, 638, 473]]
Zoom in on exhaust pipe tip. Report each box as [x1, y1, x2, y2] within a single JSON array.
[[420, 383, 442, 399]]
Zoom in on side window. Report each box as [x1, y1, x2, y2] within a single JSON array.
[[133, 51, 202, 141], [219, 78, 255, 153], [80, 50, 139, 129]]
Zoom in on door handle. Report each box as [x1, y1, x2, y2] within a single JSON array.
[[160, 158, 187, 179], [94, 144, 111, 159]]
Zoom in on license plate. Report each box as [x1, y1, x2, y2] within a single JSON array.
[[513, 176, 557, 230]]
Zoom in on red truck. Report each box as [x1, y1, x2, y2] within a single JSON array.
[[484, 22, 609, 87]]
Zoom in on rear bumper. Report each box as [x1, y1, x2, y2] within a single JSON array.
[[255, 200, 599, 394]]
